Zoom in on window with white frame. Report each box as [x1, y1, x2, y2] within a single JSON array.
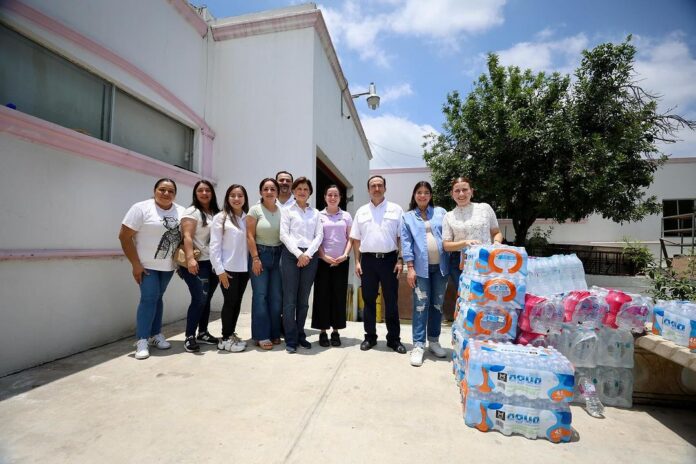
[[0, 24, 194, 171]]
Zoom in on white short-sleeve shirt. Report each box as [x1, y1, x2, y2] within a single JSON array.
[[182, 206, 214, 261], [442, 202, 499, 246], [349, 199, 403, 253], [122, 199, 185, 271]]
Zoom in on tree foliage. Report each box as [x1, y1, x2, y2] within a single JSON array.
[[424, 37, 695, 245]]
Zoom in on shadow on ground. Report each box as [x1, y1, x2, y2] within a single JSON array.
[[0, 315, 217, 401]]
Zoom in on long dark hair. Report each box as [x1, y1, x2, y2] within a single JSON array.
[[408, 181, 434, 211], [190, 180, 220, 227], [222, 184, 249, 230]]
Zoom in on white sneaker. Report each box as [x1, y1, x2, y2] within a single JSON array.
[[410, 346, 424, 367], [231, 333, 247, 347], [428, 341, 447, 358], [148, 333, 171, 350], [134, 339, 150, 360], [218, 338, 246, 352]]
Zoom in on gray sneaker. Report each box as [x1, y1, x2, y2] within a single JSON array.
[[148, 333, 171, 350], [428, 341, 447, 358]]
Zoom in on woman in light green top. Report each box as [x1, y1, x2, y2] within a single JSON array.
[[246, 178, 283, 350]]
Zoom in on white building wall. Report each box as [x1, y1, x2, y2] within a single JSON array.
[[312, 31, 371, 210], [0, 0, 206, 375], [520, 158, 696, 257], [210, 27, 315, 198], [0, 135, 194, 376]]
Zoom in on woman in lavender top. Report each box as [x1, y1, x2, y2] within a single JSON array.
[[311, 185, 353, 347]]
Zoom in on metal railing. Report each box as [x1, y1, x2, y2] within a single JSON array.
[[660, 212, 695, 267], [526, 244, 638, 276]]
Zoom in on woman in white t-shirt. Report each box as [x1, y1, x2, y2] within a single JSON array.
[[442, 177, 504, 285], [179, 180, 221, 353], [209, 184, 250, 353], [119, 178, 185, 360]]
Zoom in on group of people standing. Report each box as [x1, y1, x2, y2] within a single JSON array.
[[118, 172, 501, 367]]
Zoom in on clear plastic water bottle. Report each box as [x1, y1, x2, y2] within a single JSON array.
[[578, 376, 604, 417], [569, 254, 588, 290]]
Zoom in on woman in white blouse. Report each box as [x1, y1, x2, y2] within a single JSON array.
[[279, 177, 323, 353], [210, 184, 250, 353], [179, 180, 221, 353], [442, 177, 503, 285]]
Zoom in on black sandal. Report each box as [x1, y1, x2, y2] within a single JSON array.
[[330, 331, 341, 347]]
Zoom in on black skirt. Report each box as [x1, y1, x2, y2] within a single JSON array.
[[311, 258, 349, 330]]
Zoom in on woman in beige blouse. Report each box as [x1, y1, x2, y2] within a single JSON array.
[[442, 177, 503, 285]]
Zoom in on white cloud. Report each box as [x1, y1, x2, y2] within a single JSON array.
[[320, 0, 507, 67], [496, 33, 588, 75], [380, 83, 414, 103], [361, 114, 439, 168], [389, 0, 506, 38], [634, 33, 696, 112]]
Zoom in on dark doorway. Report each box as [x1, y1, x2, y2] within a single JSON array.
[[316, 157, 347, 211]]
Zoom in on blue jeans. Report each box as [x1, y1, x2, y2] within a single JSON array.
[[179, 260, 219, 337], [136, 269, 174, 339], [250, 244, 283, 341], [448, 252, 462, 290], [281, 247, 319, 348], [412, 264, 448, 346]]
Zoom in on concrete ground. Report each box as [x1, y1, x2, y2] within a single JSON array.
[[1, 311, 695, 464]]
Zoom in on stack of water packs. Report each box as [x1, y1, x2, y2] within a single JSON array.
[[454, 245, 528, 342], [460, 341, 574, 443], [549, 287, 651, 408]]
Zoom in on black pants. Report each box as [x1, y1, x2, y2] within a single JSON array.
[[311, 259, 349, 330], [360, 252, 400, 343], [220, 271, 249, 338]]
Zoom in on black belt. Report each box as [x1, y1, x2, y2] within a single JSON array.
[[362, 251, 397, 259]]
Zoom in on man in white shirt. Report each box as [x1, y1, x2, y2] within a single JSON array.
[[276, 171, 296, 209], [350, 175, 406, 353]]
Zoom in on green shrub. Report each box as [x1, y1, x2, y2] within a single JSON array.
[[621, 236, 653, 274]]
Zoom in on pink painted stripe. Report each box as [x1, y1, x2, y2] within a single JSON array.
[[168, 0, 208, 37], [0, 106, 211, 187], [4, 0, 214, 139], [0, 249, 124, 261], [211, 10, 319, 40]]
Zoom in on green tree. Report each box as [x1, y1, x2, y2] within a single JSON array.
[[424, 37, 695, 245]]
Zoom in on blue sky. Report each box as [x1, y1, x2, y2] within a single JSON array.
[[192, 0, 696, 168]]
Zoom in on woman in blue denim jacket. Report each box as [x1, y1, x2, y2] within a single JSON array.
[[400, 181, 449, 367]]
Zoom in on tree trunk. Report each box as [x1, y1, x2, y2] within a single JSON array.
[[512, 216, 535, 247]]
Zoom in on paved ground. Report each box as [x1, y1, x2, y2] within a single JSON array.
[[1, 312, 695, 464]]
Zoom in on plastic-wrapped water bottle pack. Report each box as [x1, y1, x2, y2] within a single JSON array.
[[526, 254, 587, 296], [464, 341, 575, 403], [463, 390, 573, 443], [458, 340, 575, 442], [652, 300, 696, 351]]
